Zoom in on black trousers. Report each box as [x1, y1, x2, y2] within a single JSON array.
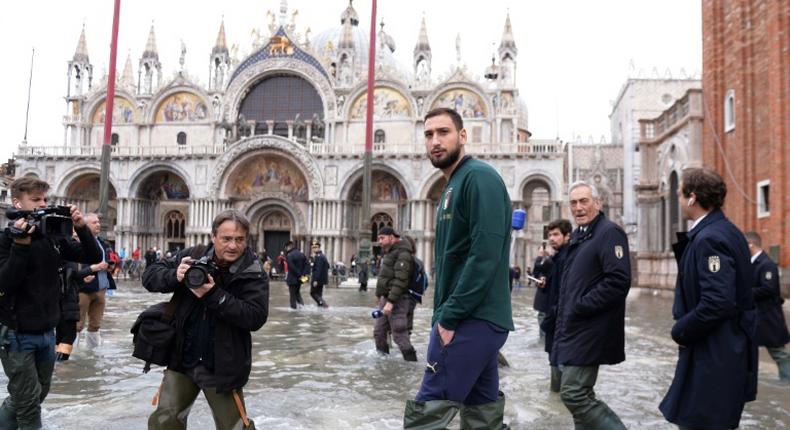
[[310, 283, 326, 307], [287, 283, 304, 309]]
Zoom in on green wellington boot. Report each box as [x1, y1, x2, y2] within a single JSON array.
[[459, 391, 510, 430], [404, 399, 461, 430]]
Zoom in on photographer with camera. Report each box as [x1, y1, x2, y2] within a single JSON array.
[[142, 209, 268, 430], [0, 177, 102, 428]]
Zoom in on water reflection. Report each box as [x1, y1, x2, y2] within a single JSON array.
[[2, 282, 786, 429]]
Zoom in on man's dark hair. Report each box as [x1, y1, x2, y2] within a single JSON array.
[[285, 240, 294, 249], [547, 219, 573, 236], [680, 167, 727, 210], [10, 176, 49, 199], [744, 231, 762, 247], [425, 107, 464, 131], [211, 209, 250, 235]]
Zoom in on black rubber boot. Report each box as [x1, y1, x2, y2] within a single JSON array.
[[402, 348, 418, 362], [377, 344, 390, 355]]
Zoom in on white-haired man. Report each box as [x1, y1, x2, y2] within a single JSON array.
[[550, 180, 630, 429]]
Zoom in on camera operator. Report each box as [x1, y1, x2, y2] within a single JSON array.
[[142, 209, 268, 429], [0, 177, 102, 428]]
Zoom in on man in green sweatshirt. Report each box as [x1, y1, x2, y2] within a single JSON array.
[[404, 107, 513, 429]]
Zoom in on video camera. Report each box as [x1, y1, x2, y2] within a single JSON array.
[[184, 256, 219, 289], [5, 205, 73, 239]]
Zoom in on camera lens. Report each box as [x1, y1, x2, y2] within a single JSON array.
[[184, 266, 208, 289]]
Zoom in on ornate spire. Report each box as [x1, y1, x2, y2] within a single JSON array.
[[142, 23, 159, 60], [339, 15, 355, 49], [73, 24, 89, 63], [498, 12, 518, 58], [212, 18, 228, 56], [414, 15, 430, 57], [340, 0, 359, 26], [120, 50, 134, 85]]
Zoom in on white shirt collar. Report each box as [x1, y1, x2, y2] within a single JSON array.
[[689, 212, 709, 231], [751, 250, 762, 264]]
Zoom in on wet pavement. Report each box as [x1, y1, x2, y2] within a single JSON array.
[[4, 280, 788, 429]]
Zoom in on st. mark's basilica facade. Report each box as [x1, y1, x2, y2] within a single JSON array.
[[15, 1, 564, 270]]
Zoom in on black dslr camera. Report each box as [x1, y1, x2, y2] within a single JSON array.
[[5, 205, 73, 239], [184, 256, 219, 289]]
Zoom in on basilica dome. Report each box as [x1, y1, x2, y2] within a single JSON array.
[[310, 6, 411, 82]]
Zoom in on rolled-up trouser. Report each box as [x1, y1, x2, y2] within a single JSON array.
[[416, 319, 509, 405], [78, 289, 106, 332], [309, 283, 326, 306], [0, 329, 56, 430], [149, 369, 251, 430], [373, 295, 414, 353], [287, 283, 304, 309], [559, 365, 625, 429]]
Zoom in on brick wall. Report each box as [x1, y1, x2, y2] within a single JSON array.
[[702, 0, 790, 293]]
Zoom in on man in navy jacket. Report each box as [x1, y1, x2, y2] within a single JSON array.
[[745, 231, 790, 383], [551, 181, 630, 429], [309, 241, 330, 308], [284, 241, 309, 309], [659, 167, 757, 429]]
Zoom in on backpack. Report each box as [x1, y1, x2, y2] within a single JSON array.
[[409, 256, 429, 303]]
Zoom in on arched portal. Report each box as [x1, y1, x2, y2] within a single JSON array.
[[345, 170, 408, 233], [64, 173, 118, 240], [522, 179, 553, 225], [247, 202, 297, 262], [133, 170, 191, 252]]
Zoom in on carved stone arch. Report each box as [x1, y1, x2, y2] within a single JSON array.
[[344, 80, 418, 121], [224, 58, 337, 124], [85, 90, 139, 125], [516, 170, 561, 202], [17, 168, 42, 179], [658, 136, 691, 182], [338, 162, 413, 202], [211, 135, 323, 200], [243, 197, 308, 237], [424, 81, 494, 120], [418, 170, 447, 200], [55, 163, 121, 198], [127, 163, 194, 200], [145, 85, 213, 124]]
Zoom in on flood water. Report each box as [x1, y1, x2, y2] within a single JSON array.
[[7, 280, 789, 429]]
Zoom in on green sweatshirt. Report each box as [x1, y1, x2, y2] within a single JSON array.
[[432, 157, 514, 331]]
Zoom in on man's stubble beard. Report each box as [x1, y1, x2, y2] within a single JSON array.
[[429, 142, 462, 169]]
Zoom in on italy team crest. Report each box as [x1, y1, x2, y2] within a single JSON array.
[[614, 245, 624, 259], [443, 187, 453, 210], [766, 271, 773, 280], [708, 255, 721, 273]]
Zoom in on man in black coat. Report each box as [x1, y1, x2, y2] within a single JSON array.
[[0, 177, 102, 428], [309, 242, 330, 308], [659, 167, 757, 429], [531, 246, 553, 339], [745, 231, 790, 383], [538, 219, 572, 393], [551, 181, 629, 429], [142, 209, 268, 429], [284, 240, 309, 309]]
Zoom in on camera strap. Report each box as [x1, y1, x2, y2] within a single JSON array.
[[162, 244, 207, 323]]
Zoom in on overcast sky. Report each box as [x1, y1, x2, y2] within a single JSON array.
[[0, 0, 701, 162]]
